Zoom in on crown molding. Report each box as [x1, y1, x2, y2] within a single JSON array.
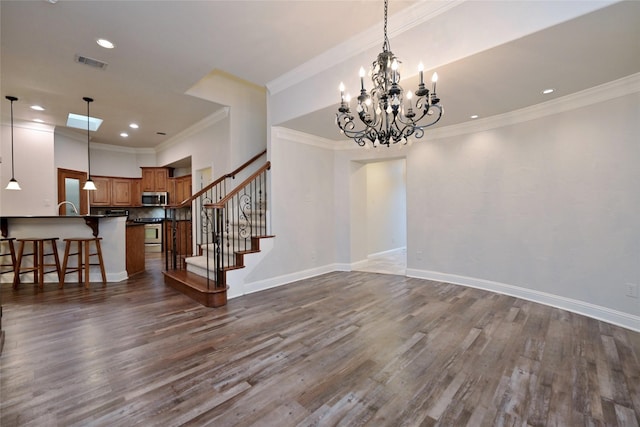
[[272, 126, 336, 149], [426, 72, 640, 141], [155, 107, 230, 152], [91, 142, 155, 155], [4, 120, 56, 134], [52, 107, 229, 156], [266, 0, 463, 95]]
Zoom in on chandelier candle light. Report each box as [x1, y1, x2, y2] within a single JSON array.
[[336, 0, 443, 148]]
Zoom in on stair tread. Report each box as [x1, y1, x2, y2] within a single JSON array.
[[163, 270, 218, 292]]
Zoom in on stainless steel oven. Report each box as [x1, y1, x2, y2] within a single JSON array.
[[134, 218, 163, 252], [144, 224, 161, 244], [143, 224, 162, 252]]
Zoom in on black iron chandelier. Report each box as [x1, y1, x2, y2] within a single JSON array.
[[336, 0, 443, 148]]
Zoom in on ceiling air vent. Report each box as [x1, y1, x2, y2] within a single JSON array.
[[75, 54, 108, 70]]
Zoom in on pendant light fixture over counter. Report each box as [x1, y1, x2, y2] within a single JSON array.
[[336, 0, 443, 148], [5, 96, 21, 190], [82, 97, 97, 191]]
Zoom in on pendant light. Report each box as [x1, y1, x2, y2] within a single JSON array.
[[5, 96, 21, 190], [82, 97, 97, 191]]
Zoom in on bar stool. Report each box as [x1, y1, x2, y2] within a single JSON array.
[[13, 238, 62, 289], [0, 238, 17, 279], [61, 238, 107, 289]]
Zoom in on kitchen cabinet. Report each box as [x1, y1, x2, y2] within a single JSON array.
[[126, 223, 145, 276], [111, 179, 132, 206], [141, 167, 171, 192], [89, 176, 141, 207], [170, 175, 192, 205], [89, 177, 112, 206], [164, 220, 192, 257], [131, 179, 142, 207]]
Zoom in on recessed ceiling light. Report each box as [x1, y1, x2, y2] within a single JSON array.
[[120, 132, 129, 138], [31, 105, 45, 111], [129, 123, 139, 129], [96, 38, 115, 49], [67, 113, 103, 131], [542, 88, 555, 95], [470, 115, 479, 119], [33, 119, 45, 123]]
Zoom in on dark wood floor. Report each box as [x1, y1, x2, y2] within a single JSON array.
[[1, 257, 639, 426]]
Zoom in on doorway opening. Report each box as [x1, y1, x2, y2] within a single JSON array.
[[350, 158, 407, 275]]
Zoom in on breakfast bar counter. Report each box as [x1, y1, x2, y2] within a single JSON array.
[[0, 215, 128, 284]]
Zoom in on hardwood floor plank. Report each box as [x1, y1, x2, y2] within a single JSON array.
[[1, 265, 639, 426]]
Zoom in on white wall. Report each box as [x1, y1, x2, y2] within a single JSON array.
[[54, 130, 157, 178], [406, 90, 639, 324], [187, 71, 267, 169], [1, 123, 57, 216], [242, 128, 336, 283], [156, 110, 230, 177], [53, 129, 88, 173]]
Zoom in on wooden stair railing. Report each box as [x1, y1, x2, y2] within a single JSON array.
[[163, 150, 272, 307], [202, 161, 272, 288]]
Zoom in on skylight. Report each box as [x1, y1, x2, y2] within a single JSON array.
[[67, 113, 103, 131]]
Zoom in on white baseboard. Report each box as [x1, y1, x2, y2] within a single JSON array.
[[406, 268, 640, 333], [368, 247, 406, 259], [229, 263, 346, 299]]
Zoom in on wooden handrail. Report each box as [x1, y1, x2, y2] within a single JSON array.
[[205, 161, 271, 209], [166, 149, 267, 209], [227, 149, 267, 180]]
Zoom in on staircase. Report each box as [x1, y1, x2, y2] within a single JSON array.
[[163, 151, 273, 307]]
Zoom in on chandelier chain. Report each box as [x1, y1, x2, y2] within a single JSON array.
[[383, 0, 390, 52]]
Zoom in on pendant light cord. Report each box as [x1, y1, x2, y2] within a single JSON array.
[[84, 97, 93, 179], [10, 98, 16, 179]]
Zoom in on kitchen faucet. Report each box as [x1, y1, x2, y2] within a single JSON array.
[[57, 201, 79, 215]]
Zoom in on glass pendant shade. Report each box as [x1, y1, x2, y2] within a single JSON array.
[[83, 179, 97, 191], [6, 178, 21, 191]]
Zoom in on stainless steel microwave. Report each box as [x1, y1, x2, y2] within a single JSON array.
[[141, 191, 168, 206]]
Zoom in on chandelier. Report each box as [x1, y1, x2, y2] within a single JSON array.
[[336, 0, 443, 148]]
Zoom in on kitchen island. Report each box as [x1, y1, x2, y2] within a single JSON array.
[[0, 215, 128, 284]]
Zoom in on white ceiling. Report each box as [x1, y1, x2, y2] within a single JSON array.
[[1, 1, 639, 148]]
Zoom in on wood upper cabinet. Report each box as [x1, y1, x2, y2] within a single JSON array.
[[169, 175, 192, 205], [89, 177, 112, 206], [111, 179, 132, 206], [89, 176, 141, 207], [141, 167, 170, 192], [131, 179, 141, 207], [178, 175, 192, 204]]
